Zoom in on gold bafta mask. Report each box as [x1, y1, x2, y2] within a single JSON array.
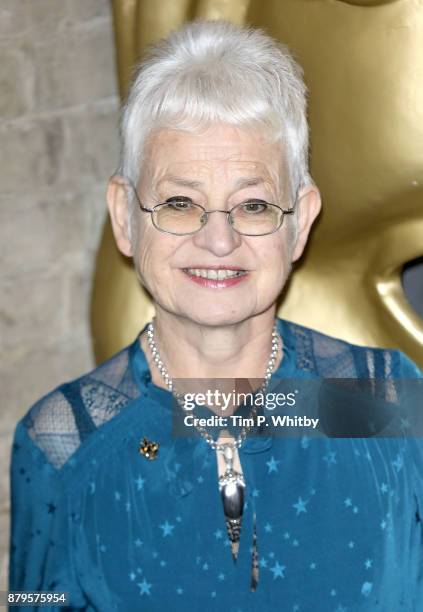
[[91, 0, 423, 367]]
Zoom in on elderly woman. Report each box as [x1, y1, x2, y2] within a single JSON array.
[[9, 20, 423, 612]]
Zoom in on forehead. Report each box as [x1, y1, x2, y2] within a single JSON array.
[[143, 124, 284, 182]]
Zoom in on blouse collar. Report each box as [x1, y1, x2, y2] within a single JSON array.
[[129, 318, 297, 468]]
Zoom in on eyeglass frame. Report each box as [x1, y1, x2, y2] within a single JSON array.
[[125, 178, 296, 237]]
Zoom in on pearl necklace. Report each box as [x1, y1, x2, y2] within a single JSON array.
[[145, 318, 280, 568], [146, 319, 279, 448]]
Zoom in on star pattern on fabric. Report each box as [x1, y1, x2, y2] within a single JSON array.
[[159, 521, 175, 537], [301, 436, 310, 449], [134, 476, 145, 491], [400, 417, 411, 430], [361, 581, 373, 597], [392, 454, 404, 473], [323, 451, 337, 466], [266, 456, 280, 473], [137, 578, 152, 596], [10, 328, 422, 611], [292, 497, 308, 516], [270, 561, 286, 579]]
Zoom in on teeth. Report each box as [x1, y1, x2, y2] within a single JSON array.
[[185, 268, 246, 280]]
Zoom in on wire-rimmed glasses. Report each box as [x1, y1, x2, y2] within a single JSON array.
[[126, 180, 295, 237]]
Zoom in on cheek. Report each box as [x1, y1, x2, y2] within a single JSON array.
[[133, 225, 151, 270], [274, 228, 293, 263], [133, 224, 178, 286], [255, 235, 290, 277], [132, 225, 161, 288]]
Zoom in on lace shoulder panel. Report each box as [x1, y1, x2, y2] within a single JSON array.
[[23, 344, 141, 470], [285, 320, 400, 379]]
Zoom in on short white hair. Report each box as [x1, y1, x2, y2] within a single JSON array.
[[118, 20, 311, 234]]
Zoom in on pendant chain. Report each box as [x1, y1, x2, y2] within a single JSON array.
[[145, 319, 280, 451]]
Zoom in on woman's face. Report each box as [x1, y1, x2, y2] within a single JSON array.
[[130, 124, 299, 327]]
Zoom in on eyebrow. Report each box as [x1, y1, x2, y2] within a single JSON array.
[[159, 176, 203, 189], [158, 176, 266, 190]]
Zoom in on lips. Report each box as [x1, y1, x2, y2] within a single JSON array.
[[183, 267, 247, 280], [181, 266, 249, 288]]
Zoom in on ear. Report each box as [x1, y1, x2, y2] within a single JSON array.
[[106, 175, 134, 257], [291, 183, 322, 262]]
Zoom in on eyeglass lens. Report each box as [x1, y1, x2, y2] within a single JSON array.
[[153, 201, 284, 235]]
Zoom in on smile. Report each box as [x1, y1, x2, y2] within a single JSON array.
[[181, 267, 249, 288], [183, 268, 247, 279]]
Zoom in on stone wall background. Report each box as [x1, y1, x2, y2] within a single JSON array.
[[0, 0, 119, 590]]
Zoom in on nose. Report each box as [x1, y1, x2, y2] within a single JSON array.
[[192, 209, 242, 257]]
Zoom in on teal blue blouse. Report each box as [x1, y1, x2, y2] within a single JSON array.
[[9, 319, 423, 611]]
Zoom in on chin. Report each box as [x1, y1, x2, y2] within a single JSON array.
[[180, 306, 254, 328]]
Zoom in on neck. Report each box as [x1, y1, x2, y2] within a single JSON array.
[[140, 306, 282, 388]]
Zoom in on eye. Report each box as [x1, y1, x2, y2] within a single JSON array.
[[239, 200, 269, 214], [164, 197, 195, 211]]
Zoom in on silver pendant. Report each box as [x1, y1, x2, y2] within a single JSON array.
[[218, 444, 246, 562]]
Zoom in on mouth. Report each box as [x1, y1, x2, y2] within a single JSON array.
[[181, 266, 249, 288]]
